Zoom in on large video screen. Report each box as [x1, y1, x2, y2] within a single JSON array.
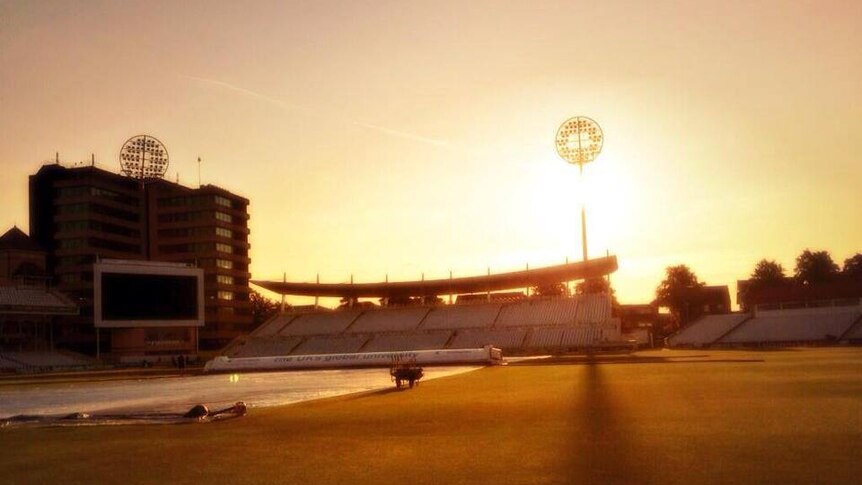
[[94, 261, 204, 328], [101, 273, 199, 321]]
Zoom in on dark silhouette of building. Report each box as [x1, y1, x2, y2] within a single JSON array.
[[737, 278, 862, 311], [0, 226, 77, 351], [29, 164, 251, 352]]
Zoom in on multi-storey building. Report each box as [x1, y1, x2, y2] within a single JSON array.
[[146, 180, 252, 348], [29, 163, 251, 353]]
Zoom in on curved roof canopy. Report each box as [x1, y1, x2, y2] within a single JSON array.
[[253, 255, 617, 299]]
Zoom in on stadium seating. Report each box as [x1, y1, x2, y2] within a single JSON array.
[[719, 307, 861, 344], [290, 334, 370, 355], [449, 328, 528, 350], [0, 354, 25, 371], [0, 286, 75, 309], [841, 316, 862, 341], [496, 298, 580, 326], [420, 303, 501, 330], [668, 314, 750, 347], [223, 294, 623, 358], [524, 326, 566, 348], [559, 325, 602, 348], [347, 307, 430, 333], [280, 310, 362, 336], [0, 351, 93, 369], [361, 331, 453, 352], [230, 337, 302, 358], [252, 314, 297, 337], [574, 294, 613, 323]]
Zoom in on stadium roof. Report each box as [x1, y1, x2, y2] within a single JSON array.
[[252, 255, 618, 298]]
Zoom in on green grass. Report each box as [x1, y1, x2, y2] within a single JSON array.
[[1, 348, 860, 484]]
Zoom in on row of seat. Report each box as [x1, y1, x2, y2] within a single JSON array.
[[231, 321, 622, 358], [0, 351, 93, 369], [0, 354, 24, 370], [668, 306, 862, 347], [0, 286, 75, 309], [252, 295, 614, 338]]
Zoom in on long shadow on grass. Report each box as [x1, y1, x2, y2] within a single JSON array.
[[567, 359, 652, 484]]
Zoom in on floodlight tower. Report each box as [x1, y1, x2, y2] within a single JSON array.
[[555, 117, 603, 262], [119, 135, 169, 180], [119, 134, 169, 260]]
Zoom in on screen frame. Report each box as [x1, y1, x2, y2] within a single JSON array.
[[94, 261, 205, 328]]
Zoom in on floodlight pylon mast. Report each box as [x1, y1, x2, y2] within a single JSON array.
[[554, 116, 603, 264], [579, 162, 588, 262]]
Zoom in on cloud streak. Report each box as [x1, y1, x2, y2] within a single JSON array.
[[181, 74, 449, 147]]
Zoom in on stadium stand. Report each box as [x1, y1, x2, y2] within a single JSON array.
[[840, 314, 862, 341], [562, 321, 621, 348], [667, 314, 751, 347], [524, 326, 566, 348], [0, 354, 24, 371], [347, 306, 430, 333], [449, 328, 528, 350], [559, 325, 602, 348], [228, 294, 623, 358], [574, 294, 613, 323], [420, 303, 501, 330], [229, 337, 303, 358], [718, 306, 861, 345], [0, 286, 76, 310], [290, 334, 370, 355], [0, 351, 93, 370], [251, 314, 297, 337], [279, 310, 362, 336], [495, 298, 579, 327], [361, 331, 453, 352]]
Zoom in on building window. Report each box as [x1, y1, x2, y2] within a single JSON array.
[[215, 227, 232, 238], [56, 186, 89, 198], [56, 203, 88, 215], [56, 255, 94, 266], [217, 275, 234, 285], [158, 196, 188, 207], [56, 220, 88, 232], [216, 243, 233, 254], [57, 238, 86, 250], [218, 291, 234, 300], [216, 259, 233, 269], [214, 195, 232, 208], [89, 237, 140, 253], [215, 211, 232, 223]]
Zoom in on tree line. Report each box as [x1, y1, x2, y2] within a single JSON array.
[[656, 249, 862, 326]]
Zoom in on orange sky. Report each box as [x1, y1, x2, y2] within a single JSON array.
[[1, 0, 860, 307]]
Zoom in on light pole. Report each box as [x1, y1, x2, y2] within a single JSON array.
[[555, 117, 603, 262]]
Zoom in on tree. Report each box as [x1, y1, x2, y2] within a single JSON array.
[[794, 249, 839, 285], [843, 253, 862, 280], [532, 282, 566, 297], [250, 290, 280, 326], [574, 278, 619, 308], [655, 265, 704, 325], [749, 259, 786, 287]]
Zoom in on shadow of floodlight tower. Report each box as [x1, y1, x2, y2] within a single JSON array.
[[555, 117, 604, 262]]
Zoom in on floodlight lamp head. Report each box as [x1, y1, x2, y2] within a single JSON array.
[[119, 135, 169, 180], [555, 117, 603, 166]]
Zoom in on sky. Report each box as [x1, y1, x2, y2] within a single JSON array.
[[1, 0, 860, 307]]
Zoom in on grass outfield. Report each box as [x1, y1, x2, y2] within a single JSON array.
[[1, 348, 860, 484]]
